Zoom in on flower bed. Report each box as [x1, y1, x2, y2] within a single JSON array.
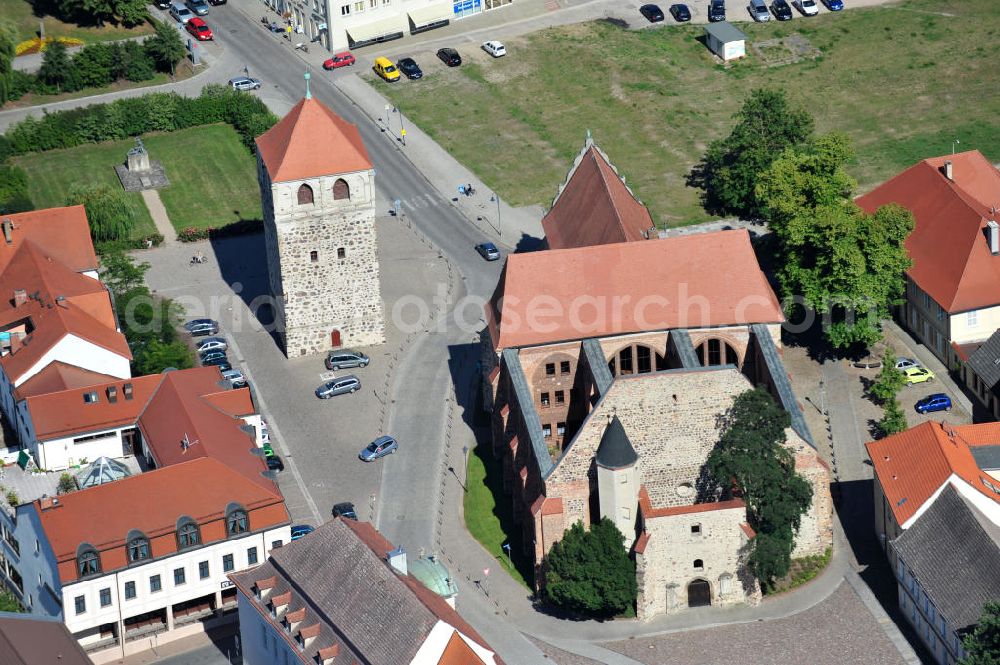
[[15, 36, 83, 56]]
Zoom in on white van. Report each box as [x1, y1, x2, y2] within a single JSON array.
[[170, 2, 194, 22]]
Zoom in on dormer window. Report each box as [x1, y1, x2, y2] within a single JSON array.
[[77, 544, 101, 577], [126, 531, 150, 563], [226, 504, 249, 536], [176, 517, 201, 550]]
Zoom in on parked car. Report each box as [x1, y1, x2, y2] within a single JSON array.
[[771, 0, 793, 19], [169, 2, 194, 23], [207, 0, 226, 5], [397, 57, 423, 79], [793, 0, 819, 14], [821, 0, 843, 9], [323, 52, 356, 69], [185, 0, 209, 15], [482, 41, 507, 57], [315, 375, 361, 399], [749, 0, 770, 20], [154, 0, 171, 8], [332, 502, 358, 519], [437, 47, 461, 67], [903, 366, 935, 385], [475, 242, 500, 261], [202, 358, 231, 372], [196, 336, 227, 352], [290, 525, 314, 540], [262, 442, 275, 457], [639, 3, 665, 21], [895, 357, 920, 371], [220, 368, 246, 388], [325, 350, 370, 370], [359, 435, 398, 462], [373, 56, 400, 82], [915, 393, 952, 414], [185, 319, 219, 336], [260, 419, 270, 444], [199, 349, 228, 363], [229, 76, 261, 91], [707, 0, 726, 20], [266, 455, 284, 472], [185, 18, 213, 40], [669, 3, 692, 21]]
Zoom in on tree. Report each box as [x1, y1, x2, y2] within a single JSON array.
[[544, 519, 636, 617], [757, 134, 914, 350], [961, 601, 1000, 665], [870, 349, 905, 404], [100, 249, 150, 295], [114, 0, 149, 26], [38, 40, 76, 93], [692, 88, 814, 219], [0, 21, 16, 105], [878, 397, 907, 437], [145, 19, 186, 75], [73, 43, 115, 89], [67, 184, 137, 242], [707, 388, 813, 588]]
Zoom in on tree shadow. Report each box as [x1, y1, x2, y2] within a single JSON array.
[[512, 232, 545, 254]]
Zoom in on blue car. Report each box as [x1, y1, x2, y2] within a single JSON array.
[[915, 393, 951, 414], [290, 525, 314, 541], [822, 0, 843, 9]]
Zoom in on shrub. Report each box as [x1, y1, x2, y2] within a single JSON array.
[[5, 489, 18, 506], [57, 472, 78, 494], [177, 219, 262, 242], [0, 164, 33, 214]]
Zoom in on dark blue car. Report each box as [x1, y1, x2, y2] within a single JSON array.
[[822, 0, 843, 9], [915, 393, 951, 414], [290, 525, 314, 541]]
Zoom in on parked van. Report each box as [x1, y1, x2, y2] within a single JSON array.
[[373, 57, 400, 82], [170, 2, 194, 22]]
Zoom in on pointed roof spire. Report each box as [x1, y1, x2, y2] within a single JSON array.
[[596, 415, 638, 470], [304, 71, 312, 100]]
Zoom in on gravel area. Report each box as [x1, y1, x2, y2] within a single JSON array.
[[603, 582, 907, 665], [525, 636, 606, 665]]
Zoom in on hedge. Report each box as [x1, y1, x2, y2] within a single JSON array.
[[4, 85, 277, 157], [95, 233, 165, 254], [177, 219, 263, 242]]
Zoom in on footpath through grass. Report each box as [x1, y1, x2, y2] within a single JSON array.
[[13, 124, 261, 236], [378, 0, 1000, 226], [1, 0, 153, 44]]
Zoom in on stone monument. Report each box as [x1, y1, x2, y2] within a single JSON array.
[[115, 137, 170, 191]]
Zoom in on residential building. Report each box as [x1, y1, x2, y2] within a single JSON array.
[[857, 151, 1000, 407], [256, 93, 385, 357], [0, 613, 93, 665], [229, 517, 501, 665], [866, 421, 1000, 664]]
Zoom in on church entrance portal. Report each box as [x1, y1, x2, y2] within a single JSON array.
[[687, 579, 711, 608]]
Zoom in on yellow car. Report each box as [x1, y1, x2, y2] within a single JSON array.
[[903, 366, 935, 385], [373, 57, 400, 82]]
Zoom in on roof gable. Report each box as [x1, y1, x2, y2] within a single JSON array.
[[13, 361, 118, 400], [255, 97, 372, 183], [24, 374, 162, 440], [0, 206, 98, 275]]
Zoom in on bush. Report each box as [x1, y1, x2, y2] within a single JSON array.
[[177, 219, 263, 242], [95, 233, 164, 254], [0, 164, 33, 214], [543, 519, 636, 618], [57, 472, 78, 494]]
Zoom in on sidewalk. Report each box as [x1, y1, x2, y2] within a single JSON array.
[[140, 189, 176, 245]]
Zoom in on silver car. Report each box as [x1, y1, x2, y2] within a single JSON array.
[[196, 336, 228, 353], [359, 435, 398, 462], [229, 77, 262, 91], [185, 0, 209, 15], [325, 350, 370, 370], [315, 375, 361, 399]]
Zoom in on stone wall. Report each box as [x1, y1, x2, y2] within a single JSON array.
[[786, 428, 834, 558]]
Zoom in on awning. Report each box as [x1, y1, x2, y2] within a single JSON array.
[[408, 4, 451, 27], [347, 16, 404, 43]]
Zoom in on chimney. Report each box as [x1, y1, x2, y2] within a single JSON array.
[[12, 289, 26, 307], [989, 220, 1000, 256], [1, 219, 12, 245], [942, 160, 953, 181], [123, 382, 134, 400], [106, 386, 118, 403], [386, 547, 408, 576]]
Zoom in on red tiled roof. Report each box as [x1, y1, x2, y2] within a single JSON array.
[[740, 523, 756, 539], [0, 206, 97, 274], [438, 631, 483, 665], [542, 145, 655, 250], [256, 97, 372, 183], [638, 486, 746, 517], [857, 150, 1000, 313], [203, 389, 256, 417], [13, 362, 118, 400], [487, 229, 783, 349], [24, 375, 163, 440], [39, 457, 288, 583], [865, 420, 1000, 526]]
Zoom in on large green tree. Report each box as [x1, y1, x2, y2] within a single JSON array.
[[878, 397, 907, 437], [870, 349, 906, 404], [757, 133, 914, 350], [707, 388, 813, 588], [0, 21, 16, 105], [145, 19, 186, 75], [67, 184, 137, 242], [692, 88, 814, 219], [961, 601, 1000, 665], [544, 519, 636, 617], [38, 40, 76, 92]]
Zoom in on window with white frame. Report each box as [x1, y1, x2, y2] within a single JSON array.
[[967, 310, 978, 327], [354, 1, 364, 9]]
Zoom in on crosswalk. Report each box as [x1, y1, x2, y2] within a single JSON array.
[[397, 193, 444, 211]]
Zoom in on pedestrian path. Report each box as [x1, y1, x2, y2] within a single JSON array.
[[140, 189, 176, 245]]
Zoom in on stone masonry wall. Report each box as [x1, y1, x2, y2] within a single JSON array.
[[786, 428, 834, 557]]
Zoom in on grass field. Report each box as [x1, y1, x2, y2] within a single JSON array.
[[1, 0, 153, 44], [14, 124, 261, 235], [377, 0, 1000, 226]]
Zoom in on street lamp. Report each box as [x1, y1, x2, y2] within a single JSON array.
[[490, 192, 501, 239]]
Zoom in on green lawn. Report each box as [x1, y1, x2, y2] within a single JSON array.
[[377, 0, 1000, 226], [464, 442, 534, 589], [1, 0, 153, 44], [13, 124, 261, 236]]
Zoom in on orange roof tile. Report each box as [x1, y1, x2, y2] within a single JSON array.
[[438, 631, 483, 665], [24, 375, 163, 440], [0, 206, 97, 275], [255, 97, 372, 183], [740, 523, 756, 539], [13, 362, 118, 400], [857, 150, 1000, 313], [202, 388, 256, 417], [865, 420, 1000, 526], [542, 144, 656, 250], [638, 486, 745, 517], [487, 229, 783, 349], [38, 456, 288, 583]]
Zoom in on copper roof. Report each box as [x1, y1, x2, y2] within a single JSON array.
[[857, 150, 1000, 313], [0, 206, 98, 274], [256, 97, 372, 183], [542, 143, 655, 249], [486, 229, 783, 349]]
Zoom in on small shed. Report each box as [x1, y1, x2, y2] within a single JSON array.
[[704, 22, 747, 61]]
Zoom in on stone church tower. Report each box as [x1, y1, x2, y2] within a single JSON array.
[[254, 87, 385, 357]]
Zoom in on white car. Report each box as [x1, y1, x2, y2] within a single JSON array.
[[482, 41, 507, 58], [229, 77, 262, 91], [794, 0, 819, 14], [196, 336, 228, 353], [895, 358, 920, 371]]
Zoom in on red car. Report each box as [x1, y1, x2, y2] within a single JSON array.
[[186, 17, 213, 41], [323, 52, 355, 69]]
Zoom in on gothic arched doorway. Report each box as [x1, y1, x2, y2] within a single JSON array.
[[687, 579, 711, 608], [694, 338, 740, 368]]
